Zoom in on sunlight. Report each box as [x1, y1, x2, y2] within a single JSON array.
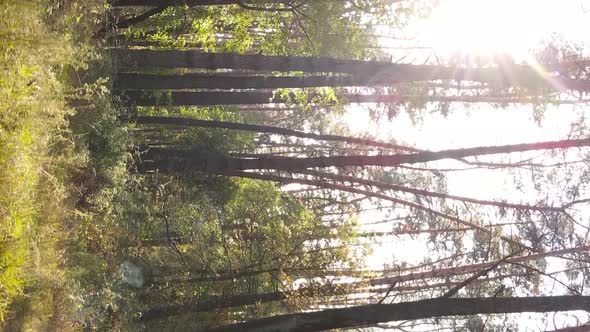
[[418, 0, 587, 61]]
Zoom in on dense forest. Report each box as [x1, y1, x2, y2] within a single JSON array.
[[2, 0, 590, 330]]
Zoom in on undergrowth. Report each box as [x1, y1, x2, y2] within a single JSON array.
[[0, 0, 123, 329]]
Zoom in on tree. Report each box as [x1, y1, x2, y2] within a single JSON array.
[[124, 90, 584, 106], [206, 296, 590, 332], [115, 50, 590, 93], [106, 1, 397, 58], [92, 1, 590, 330], [134, 115, 414, 151], [136, 137, 590, 173], [100, 1, 293, 36], [139, 283, 357, 321]]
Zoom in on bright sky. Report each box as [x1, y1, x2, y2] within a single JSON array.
[[341, 0, 590, 330], [417, 0, 590, 60]]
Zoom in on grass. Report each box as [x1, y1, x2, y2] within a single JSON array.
[[0, 0, 116, 329]]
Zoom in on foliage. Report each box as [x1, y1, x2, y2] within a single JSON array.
[[0, 0, 77, 324], [4, 0, 590, 330], [115, 2, 381, 58], [0, 0, 122, 328]]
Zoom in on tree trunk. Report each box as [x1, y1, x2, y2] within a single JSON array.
[[297, 169, 563, 212], [114, 73, 590, 99], [114, 49, 590, 92], [115, 73, 380, 90], [135, 115, 413, 151], [122, 90, 586, 106], [142, 272, 524, 321], [224, 172, 531, 249], [136, 137, 590, 173], [123, 90, 277, 106], [156, 245, 587, 288], [367, 245, 589, 286], [140, 284, 354, 321], [112, 0, 239, 6], [206, 296, 590, 332]]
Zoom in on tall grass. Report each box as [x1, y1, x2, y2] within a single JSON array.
[[0, 0, 107, 328]]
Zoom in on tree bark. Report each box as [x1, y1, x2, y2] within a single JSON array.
[[135, 115, 413, 151], [142, 272, 523, 321], [140, 284, 353, 321], [136, 137, 590, 173], [124, 90, 277, 106], [115, 73, 385, 89], [115, 72, 590, 99], [112, 0, 239, 6], [114, 49, 590, 92], [122, 90, 586, 106], [206, 296, 590, 332]]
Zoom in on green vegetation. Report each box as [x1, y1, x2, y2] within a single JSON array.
[[2, 0, 590, 331], [0, 0, 76, 324], [0, 0, 110, 328], [1, 2, 368, 328]]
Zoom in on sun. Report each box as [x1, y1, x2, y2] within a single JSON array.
[[417, 0, 585, 62]]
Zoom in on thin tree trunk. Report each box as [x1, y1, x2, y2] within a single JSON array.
[[297, 169, 563, 212], [332, 223, 527, 238], [206, 296, 590, 332], [100, 5, 167, 33], [367, 245, 589, 286], [353, 228, 473, 237], [124, 90, 277, 106], [142, 272, 524, 321], [123, 90, 586, 106], [114, 73, 590, 100], [115, 73, 381, 90], [152, 245, 581, 294], [223, 171, 530, 250], [140, 284, 354, 321], [153, 244, 586, 288], [136, 137, 590, 173], [135, 115, 414, 151], [346, 273, 525, 301], [112, 0, 239, 7]]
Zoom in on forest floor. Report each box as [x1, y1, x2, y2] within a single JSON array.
[[0, 0, 120, 330]]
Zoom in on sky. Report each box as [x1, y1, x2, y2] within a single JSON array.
[[337, 0, 590, 330], [416, 0, 590, 60], [343, 0, 590, 199]]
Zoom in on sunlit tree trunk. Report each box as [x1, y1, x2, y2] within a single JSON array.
[[115, 50, 590, 92]]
